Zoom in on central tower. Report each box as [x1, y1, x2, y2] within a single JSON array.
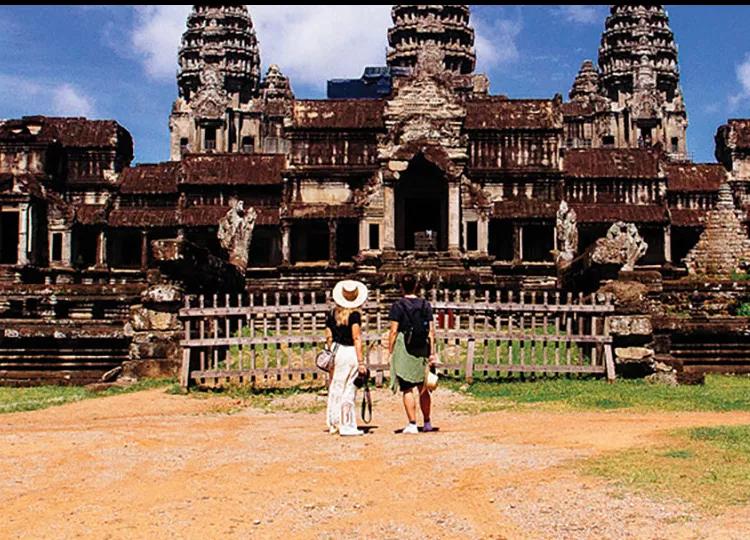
[[169, 5, 288, 160], [386, 5, 476, 75]]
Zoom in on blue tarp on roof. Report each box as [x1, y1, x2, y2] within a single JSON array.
[[327, 66, 410, 99]]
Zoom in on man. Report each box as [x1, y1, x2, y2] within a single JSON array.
[[388, 274, 438, 434]]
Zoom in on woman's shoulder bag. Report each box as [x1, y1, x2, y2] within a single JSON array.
[[316, 342, 338, 372]]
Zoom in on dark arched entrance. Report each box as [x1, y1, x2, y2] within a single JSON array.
[[395, 154, 448, 251]]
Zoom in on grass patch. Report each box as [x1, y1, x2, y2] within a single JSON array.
[[581, 424, 750, 510], [448, 374, 750, 412], [189, 383, 327, 415], [0, 378, 176, 414]]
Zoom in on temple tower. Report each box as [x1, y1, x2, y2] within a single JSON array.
[[569, 60, 600, 102], [597, 5, 687, 158], [169, 5, 263, 160], [386, 5, 476, 75]]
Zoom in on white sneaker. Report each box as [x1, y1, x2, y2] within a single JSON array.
[[329, 425, 339, 435], [403, 423, 419, 434], [339, 426, 364, 436], [423, 421, 433, 432]]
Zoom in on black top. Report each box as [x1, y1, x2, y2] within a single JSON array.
[[325, 310, 362, 346], [388, 296, 434, 333]]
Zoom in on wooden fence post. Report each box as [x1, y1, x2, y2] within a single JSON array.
[[604, 345, 616, 383], [466, 338, 475, 384]]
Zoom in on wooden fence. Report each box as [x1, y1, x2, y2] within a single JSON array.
[[178, 289, 615, 389]]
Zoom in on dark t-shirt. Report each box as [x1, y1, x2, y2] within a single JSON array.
[[389, 297, 434, 333], [325, 310, 362, 346]]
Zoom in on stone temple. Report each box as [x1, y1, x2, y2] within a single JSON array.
[[2, 4, 750, 384]]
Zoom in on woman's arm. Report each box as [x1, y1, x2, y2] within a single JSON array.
[[325, 327, 333, 350], [388, 321, 399, 356], [352, 323, 365, 373]]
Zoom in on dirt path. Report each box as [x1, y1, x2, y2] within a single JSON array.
[[1, 387, 750, 539]]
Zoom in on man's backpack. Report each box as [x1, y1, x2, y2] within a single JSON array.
[[400, 298, 431, 357]]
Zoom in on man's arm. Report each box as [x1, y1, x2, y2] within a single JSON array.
[[428, 321, 438, 366], [388, 321, 399, 356]]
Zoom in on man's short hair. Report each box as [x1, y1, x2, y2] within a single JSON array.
[[400, 273, 418, 294]]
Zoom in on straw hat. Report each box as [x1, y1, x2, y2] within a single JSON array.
[[332, 280, 368, 309], [423, 364, 439, 392]]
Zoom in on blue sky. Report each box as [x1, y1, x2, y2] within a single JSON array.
[[1, 5, 749, 165]]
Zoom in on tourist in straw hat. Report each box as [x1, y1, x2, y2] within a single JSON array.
[[324, 279, 369, 436]]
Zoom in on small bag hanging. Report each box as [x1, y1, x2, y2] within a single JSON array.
[[354, 367, 372, 424], [316, 343, 338, 372]]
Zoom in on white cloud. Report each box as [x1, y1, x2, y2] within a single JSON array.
[[128, 5, 392, 88], [474, 16, 522, 71], [52, 84, 95, 117], [729, 53, 750, 110], [127, 5, 522, 90], [250, 5, 391, 87], [557, 5, 603, 25], [131, 5, 191, 80], [0, 75, 96, 118]]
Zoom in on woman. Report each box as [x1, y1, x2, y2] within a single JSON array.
[[388, 274, 438, 434], [325, 279, 368, 436]]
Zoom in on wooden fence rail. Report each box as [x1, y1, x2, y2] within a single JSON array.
[[179, 289, 615, 389]]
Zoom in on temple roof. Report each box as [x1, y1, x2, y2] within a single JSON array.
[[109, 207, 180, 228], [572, 203, 667, 223], [666, 163, 725, 192], [0, 116, 130, 149], [464, 98, 562, 130], [181, 205, 279, 226], [120, 162, 180, 194], [291, 100, 385, 130], [181, 154, 285, 185], [564, 148, 660, 179], [670, 208, 707, 227]]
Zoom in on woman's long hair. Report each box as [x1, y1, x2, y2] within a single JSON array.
[[334, 305, 358, 327]]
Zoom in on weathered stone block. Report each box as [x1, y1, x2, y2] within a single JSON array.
[[614, 346, 654, 364], [608, 315, 653, 336], [141, 284, 182, 305], [129, 305, 179, 332]]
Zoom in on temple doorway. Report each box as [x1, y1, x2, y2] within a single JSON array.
[[0, 212, 19, 264], [395, 154, 448, 251]]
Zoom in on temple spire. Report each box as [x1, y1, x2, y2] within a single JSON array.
[[386, 5, 476, 75], [177, 5, 261, 105], [598, 5, 680, 102], [569, 60, 599, 102]]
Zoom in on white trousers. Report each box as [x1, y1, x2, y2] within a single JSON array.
[[326, 344, 358, 431]]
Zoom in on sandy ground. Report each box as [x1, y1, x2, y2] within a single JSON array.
[[2, 387, 750, 540]]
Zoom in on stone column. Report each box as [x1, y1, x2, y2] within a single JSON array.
[[140, 230, 149, 271], [358, 219, 369, 253], [328, 219, 338, 266], [62, 230, 72, 267], [513, 223, 522, 264], [478, 215, 489, 255], [664, 224, 672, 264], [448, 182, 461, 254], [383, 183, 396, 250], [96, 230, 107, 268], [216, 123, 225, 153], [281, 222, 291, 265], [17, 204, 28, 265]]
